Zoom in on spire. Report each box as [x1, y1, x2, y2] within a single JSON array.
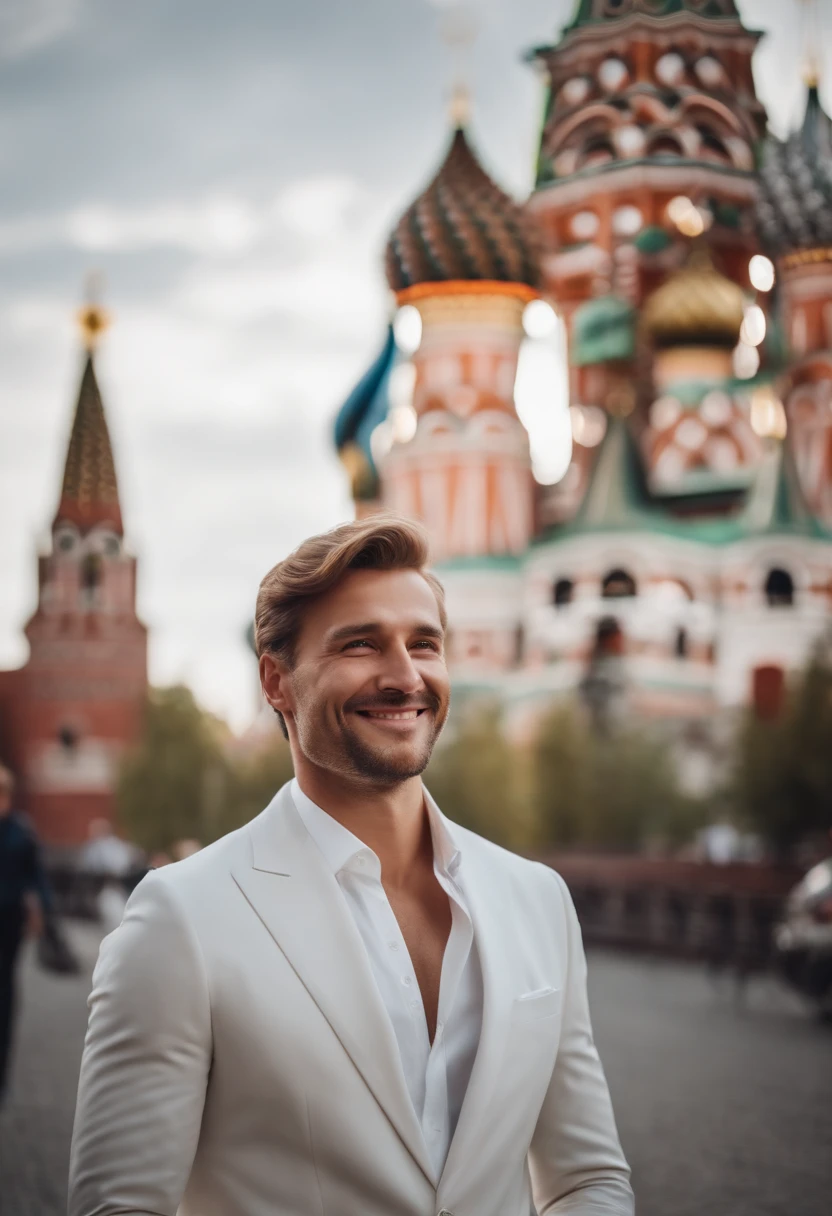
[[800, 0, 822, 90], [572, 417, 652, 532], [54, 289, 122, 535]]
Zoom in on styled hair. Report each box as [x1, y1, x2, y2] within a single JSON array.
[[254, 514, 446, 666]]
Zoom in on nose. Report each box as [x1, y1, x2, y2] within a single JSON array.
[[377, 640, 424, 695]]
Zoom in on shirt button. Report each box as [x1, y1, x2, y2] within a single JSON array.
[[388, 941, 399, 951], [402, 975, 412, 986]]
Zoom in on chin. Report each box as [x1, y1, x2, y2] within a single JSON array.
[[344, 734, 435, 783]]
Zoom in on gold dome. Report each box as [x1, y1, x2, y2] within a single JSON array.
[[642, 250, 745, 349]]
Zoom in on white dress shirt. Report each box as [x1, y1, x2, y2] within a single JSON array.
[[291, 778, 483, 1176]]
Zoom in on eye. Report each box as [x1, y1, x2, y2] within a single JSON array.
[[412, 639, 440, 652], [343, 639, 375, 651]]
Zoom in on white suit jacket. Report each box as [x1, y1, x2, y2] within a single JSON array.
[[69, 783, 633, 1216]]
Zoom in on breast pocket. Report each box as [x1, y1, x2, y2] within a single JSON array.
[[511, 986, 563, 1024]]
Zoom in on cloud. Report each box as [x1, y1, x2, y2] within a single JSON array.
[[0, 0, 84, 59]]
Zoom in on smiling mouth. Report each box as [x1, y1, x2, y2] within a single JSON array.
[[355, 709, 428, 721]]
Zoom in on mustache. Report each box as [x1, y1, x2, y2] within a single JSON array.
[[343, 690, 442, 715]]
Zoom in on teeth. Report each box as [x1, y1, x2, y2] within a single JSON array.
[[365, 710, 419, 720]]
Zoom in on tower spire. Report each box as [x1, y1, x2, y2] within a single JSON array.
[[801, 0, 822, 88], [54, 280, 122, 535], [438, 1, 478, 128]]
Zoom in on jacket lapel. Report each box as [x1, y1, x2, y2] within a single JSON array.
[[229, 783, 435, 1186]]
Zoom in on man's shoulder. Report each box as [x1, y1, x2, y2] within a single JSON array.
[[450, 820, 566, 902]]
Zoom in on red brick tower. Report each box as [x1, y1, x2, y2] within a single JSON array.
[[0, 301, 147, 850], [527, 0, 769, 510]]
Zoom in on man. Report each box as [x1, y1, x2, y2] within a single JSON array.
[[69, 516, 633, 1216], [0, 763, 51, 1105]]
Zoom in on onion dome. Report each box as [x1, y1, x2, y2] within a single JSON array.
[[757, 85, 832, 258], [642, 250, 744, 349], [334, 326, 397, 501], [564, 0, 740, 28], [385, 127, 542, 295], [54, 305, 122, 534], [572, 295, 635, 366]]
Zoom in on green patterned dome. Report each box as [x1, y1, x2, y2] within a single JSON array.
[[565, 0, 740, 29]]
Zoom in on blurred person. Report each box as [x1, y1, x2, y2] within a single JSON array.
[[79, 818, 141, 932], [69, 517, 632, 1216], [171, 837, 202, 861], [0, 763, 52, 1105], [80, 817, 139, 879]]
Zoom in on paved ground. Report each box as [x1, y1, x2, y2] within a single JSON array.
[[0, 928, 830, 1216]]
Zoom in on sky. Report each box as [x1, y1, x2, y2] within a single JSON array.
[[1, 0, 830, 731]]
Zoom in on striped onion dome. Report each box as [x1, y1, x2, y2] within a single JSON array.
[[385, 127, 542, 294], [757, 86, 832, 258]]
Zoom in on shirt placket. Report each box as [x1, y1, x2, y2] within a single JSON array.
[[422, 866, 473, 1163]]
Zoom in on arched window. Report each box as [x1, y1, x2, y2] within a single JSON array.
[[593, 616, 624, 656], [675, 627, 688, 658], [582, 137, 616, 169], [553, 577, 574, 607], [81, 553, 102, 593], [602, 568, 637, 598], [765, 568, 794, 607], [58, 725, 78, 751]]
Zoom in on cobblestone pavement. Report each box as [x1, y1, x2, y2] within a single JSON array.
[[0, 929, 830, 1216]]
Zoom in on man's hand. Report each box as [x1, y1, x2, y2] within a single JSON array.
[[24, 894, 44, 939]]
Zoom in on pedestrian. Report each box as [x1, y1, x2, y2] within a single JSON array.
[[69, 516, 633, 1216], [0, 762, 52, 1106]]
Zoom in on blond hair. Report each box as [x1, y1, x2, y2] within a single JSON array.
[[254, 515, 446, 664]]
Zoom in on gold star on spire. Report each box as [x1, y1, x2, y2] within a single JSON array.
[[800, 0, 822, 88], [76, 272, 111, 351]]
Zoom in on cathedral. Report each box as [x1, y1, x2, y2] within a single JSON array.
[[334, 0, 832, 771], [0, 307, 147, 849]]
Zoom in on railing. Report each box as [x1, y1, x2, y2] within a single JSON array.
[[539, 855, 803, 970]]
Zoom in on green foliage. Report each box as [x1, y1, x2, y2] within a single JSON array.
[[732, 650, 832, 857], [533, 706, 705, 853], [425, 705, 536, 852], [426, 700, 704, 854], [117, 687, 293, 854]]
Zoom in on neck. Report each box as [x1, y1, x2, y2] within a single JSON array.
[[292, 758, 430, 888]]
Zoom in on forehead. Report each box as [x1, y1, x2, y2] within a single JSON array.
[[299, 567, 443, 641]]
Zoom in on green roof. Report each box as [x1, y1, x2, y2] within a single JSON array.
[[434, 554, 523, 575], [538, 417, 831, 548], [572, 295, 635, 366]]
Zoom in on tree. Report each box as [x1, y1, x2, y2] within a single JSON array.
[[425, 704, 536, 852], [732, 646, 832, 857], [117, 687, 294, 854], [117, 685, 230, 853], [533, 703, 704, 853]]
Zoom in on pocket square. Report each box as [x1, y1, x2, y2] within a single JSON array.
[[517, 986, 559, 1001]]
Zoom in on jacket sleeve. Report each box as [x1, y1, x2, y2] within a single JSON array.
[[68, 870, 212, 1216], [528, 870, 634, 1216]]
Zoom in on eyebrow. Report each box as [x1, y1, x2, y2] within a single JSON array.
[[326, 621, 444, 645]]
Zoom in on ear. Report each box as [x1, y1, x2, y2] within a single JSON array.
[[259, 653, 294, 718]]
